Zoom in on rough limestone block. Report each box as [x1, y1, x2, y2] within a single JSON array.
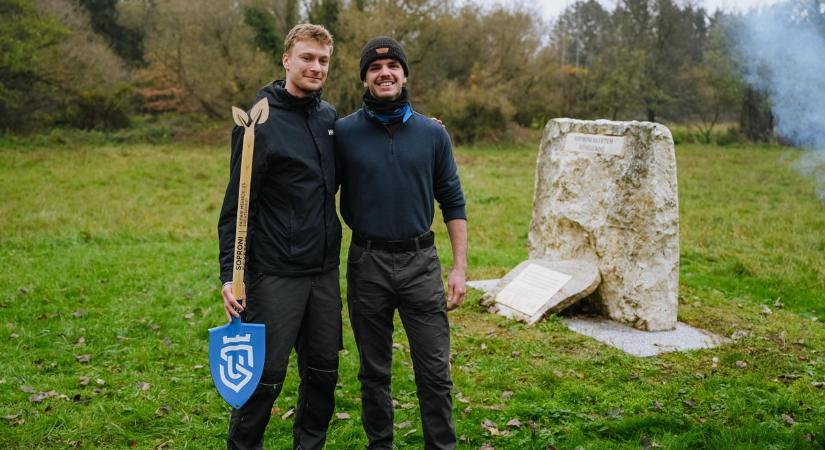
[[481, 259, 600, 325], [529, 119, 679, 331]]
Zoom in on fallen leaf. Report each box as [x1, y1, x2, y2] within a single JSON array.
[[805, 433, 813, 441], [155, 405, 171, 417], [72, 394, 89, 404], [782, 414, 795, 426], [480, 343, 488, 351], [775, 374, 801, 384], [75, 354, 91, 363], [95, 378, 105, 386], [511, 351, 520, 357], [20, 385, 34, 393], [281, 408, 295, 420], [155, 440, 172, 449], [506, 418, 522, 428], [811, 381, 824, 388], [79, 376, 91, 386], [392, 343, 404, 351], [193, 365, 204, 370], [138, 382, 151, 391], [403, 429, 416, 437], [184, 312, 195, 320], [456, 392, 471, 404], [149, 324, 160, 331], [683, 399, 696, 409], [75, 336, 86, 346], [1, 413, 21, 420], [501, 390, 513, 401], [609, 408, 624, 417], [30, 390, 59, 403], [73, 310, 85, 318], [479, 443, 494, 450], [396, 420, 412, 429], [730, 330, 751, 340], [760, 305, 772, 315], [641, 435, 651, 450], [481, 419, 500, 436], [336, 412, 351, 420], [129, 440, 137, 448], [163, 336, 172, 348], [10, 333, 19, 339], [735, 360, 747, 369]]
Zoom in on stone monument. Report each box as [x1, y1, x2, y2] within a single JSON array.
[[529, 119, 679, 331]]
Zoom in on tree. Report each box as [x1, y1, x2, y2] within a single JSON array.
[[0, 0, 68, 129], [119, 0, 279, 117], [78, 0, 145, 66], [682, 16, 743, 143]]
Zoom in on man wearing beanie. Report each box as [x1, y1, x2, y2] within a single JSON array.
[[218, 23, 341, 450], [335, 37, 467, 450]]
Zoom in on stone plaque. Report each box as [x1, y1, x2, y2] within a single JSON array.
[[495, 263, 571, 316], [531, 119, 679, 331], [563, 133, 625, 156]]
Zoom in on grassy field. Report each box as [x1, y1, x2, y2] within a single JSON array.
[[0, 141, 823, 449]]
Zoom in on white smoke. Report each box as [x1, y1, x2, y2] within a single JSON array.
[[731, 2, 825, 200]]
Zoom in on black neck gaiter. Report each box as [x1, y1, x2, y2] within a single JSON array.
[[363, 87, 410, 115]]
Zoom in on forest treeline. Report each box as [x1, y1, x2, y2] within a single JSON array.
[[1, 0, 822, 144]]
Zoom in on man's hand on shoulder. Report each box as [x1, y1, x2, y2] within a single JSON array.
[[446, 267, 466, 311], [221, 282, 246, 321], [430, 117, 446, 129]]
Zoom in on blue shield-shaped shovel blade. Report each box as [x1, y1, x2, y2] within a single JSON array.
[[209, 317, 266, 409]]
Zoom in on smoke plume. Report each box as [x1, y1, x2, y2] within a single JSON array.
[[731, 2, 825, 200]]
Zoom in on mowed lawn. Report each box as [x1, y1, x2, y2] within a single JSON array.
[[0, 141, 823, 449]]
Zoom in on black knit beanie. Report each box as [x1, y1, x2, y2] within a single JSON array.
[[359, 37, 408, 81]]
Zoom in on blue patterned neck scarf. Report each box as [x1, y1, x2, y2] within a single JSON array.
[[364, 87, 413, 124]]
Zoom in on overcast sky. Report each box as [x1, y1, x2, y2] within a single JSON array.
[[492, 0, 787, 22]]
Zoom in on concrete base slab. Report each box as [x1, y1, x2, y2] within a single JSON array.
[[467, 279, 500, 292], [468, 278, 728, 356], [564, 316, 729, 357]]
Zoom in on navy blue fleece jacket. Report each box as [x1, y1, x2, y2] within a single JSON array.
[[335, 108, 466, 240]]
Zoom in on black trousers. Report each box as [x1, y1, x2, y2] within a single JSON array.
[[227, 269, 342, 450], [347, 242, 456, 450]]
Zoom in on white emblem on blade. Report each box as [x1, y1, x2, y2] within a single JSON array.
[[328, 129, 334, 136], [219, 334, 254, 392]]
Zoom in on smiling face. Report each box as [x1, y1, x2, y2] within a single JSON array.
[[282, 39, 331, 97], [363, 58, 406, 100]]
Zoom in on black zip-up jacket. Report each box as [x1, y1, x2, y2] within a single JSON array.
[[218, 80, 340, 282]]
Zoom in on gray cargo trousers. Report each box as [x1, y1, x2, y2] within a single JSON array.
[[227, 269, 342, 450], [346, 236, 456, 450]]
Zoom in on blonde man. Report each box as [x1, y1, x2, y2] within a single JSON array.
[[218, 24, 341, 450]]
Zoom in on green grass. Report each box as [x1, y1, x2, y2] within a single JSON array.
[[0, 142, 823, 449]]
